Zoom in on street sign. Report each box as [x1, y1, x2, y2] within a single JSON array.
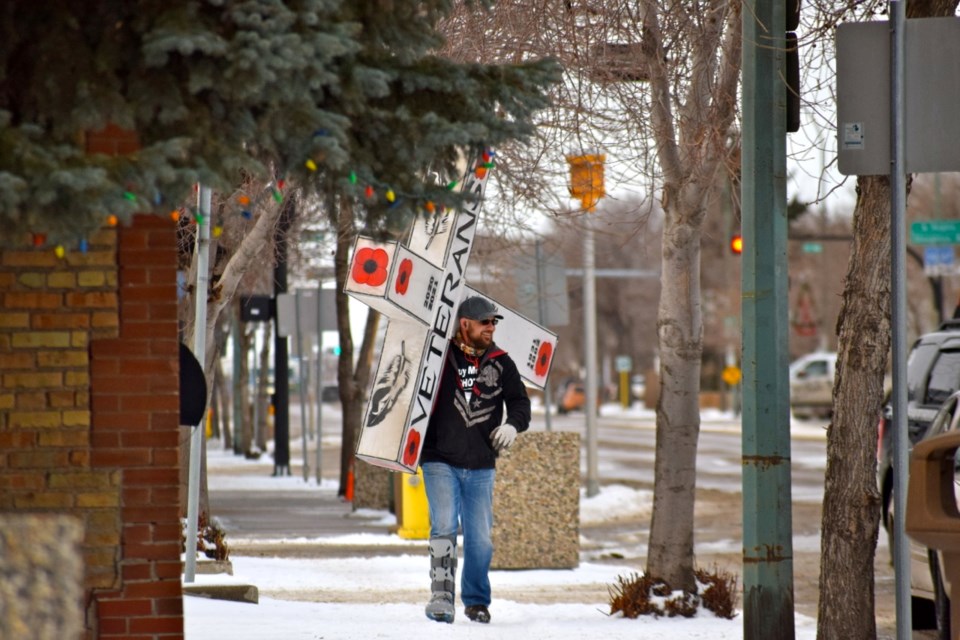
[[911, 220, 960, 245], [923, 245, 956, 276], [515, 252, 570, 327], [801, 242, 823, 254], [837, 18, 960, 175], [276, 289, 337, 337], [722, 365, 742, 386], [615, 355, 632, 372], [239, 295, 272, 322]]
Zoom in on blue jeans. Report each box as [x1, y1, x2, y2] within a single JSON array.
[[421, 462, 495, 607]]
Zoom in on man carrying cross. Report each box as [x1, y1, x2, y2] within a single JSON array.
[[420, 295, 532, 624]]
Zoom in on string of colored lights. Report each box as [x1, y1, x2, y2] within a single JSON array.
[[34, 149, 495, 259]]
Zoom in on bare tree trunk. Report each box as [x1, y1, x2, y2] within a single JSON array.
[[238, 323, 253, 454], [332, 194, 380, 498], [816, 0, 955, 635], [178, 184, 287, 518], [816, 178, 893, 640], [647, 216, 703, 593], [181, 193, 285, 405], [214, 354, 233, 450], [256, 324, 271, 452], [210, 381, 220, 439], [640, 0, 739, 591]]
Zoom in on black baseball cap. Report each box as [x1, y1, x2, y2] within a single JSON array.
[[457, 296, 503, 321]]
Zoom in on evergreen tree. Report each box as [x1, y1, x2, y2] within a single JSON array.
[[303, 1, 560, 496], [1, 1, 560, 503], [1, 0, 557, 244]]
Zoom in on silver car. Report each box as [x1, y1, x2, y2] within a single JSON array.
[[789, 352, 837, 419]]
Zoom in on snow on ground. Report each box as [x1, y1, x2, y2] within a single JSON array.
[[186, 594, 818, 639], [184, 549, 818, 639], [185, 407, 824, 639]]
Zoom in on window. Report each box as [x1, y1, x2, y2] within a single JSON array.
[[923, 350, 960, 406], [907, 343, 939, 402], [800, 360, 829, 378]]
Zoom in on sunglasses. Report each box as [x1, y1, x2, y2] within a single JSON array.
[[475, 318, 498, 326]]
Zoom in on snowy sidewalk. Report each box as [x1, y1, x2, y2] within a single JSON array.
[[184, 445, 819, 639]]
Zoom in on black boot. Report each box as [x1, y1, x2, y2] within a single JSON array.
[[425, 535, 457, 623]]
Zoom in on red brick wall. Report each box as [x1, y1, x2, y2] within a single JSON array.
[[0, 122, 185, 639], [90, 215, 183, 639]]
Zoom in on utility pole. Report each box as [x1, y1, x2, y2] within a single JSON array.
[[741, 0, 795, 637], [273, 201, 292, 476], [566, 152, 605, 498]]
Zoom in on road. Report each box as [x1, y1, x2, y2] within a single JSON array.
[[210, 402, 929, 638], [540, 407, 827, 502]]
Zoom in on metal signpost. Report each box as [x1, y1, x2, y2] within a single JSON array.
[[277, 288, 337, 483], [515, 243, 569, 432], [837, 11, 960, 635], [566, 152, 605, 498], [184, 185, 212, 584]]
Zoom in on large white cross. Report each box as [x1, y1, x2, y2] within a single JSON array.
[[343, 151, 558, 472]]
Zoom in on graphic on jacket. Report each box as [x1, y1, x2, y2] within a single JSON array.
[[453, 359, 503, 428]]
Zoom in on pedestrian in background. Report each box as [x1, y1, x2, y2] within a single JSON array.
[[420, 296, 531, 624]]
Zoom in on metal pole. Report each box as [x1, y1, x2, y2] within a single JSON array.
[[295, 290, 310, 482], [315, 290, 324, 485], [536, 240, 553, 432], [231, 311, 243, 454], [741, 0, 795, 636], [184, 185, 212, 583], [583, 216, 599, 497], [250, 327, 260, 449], [273, 204, 291, 476], [889, 1, 911, 635]]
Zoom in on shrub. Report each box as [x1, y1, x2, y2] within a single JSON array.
[[695, 566, 738, 619], [608, 573, 663, 618], [181, 513, 230, 562], [608, 566, 739, 620], [663, 590, 698, 618]]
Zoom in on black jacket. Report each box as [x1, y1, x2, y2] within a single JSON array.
[[420, 340, 531, 469]]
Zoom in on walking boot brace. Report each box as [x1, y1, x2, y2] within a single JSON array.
[[429, 535, 458, 596]]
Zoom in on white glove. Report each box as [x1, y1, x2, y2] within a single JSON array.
[[491, 424, 517, 451]]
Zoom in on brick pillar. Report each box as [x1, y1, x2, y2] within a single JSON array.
[[0, 123, 185, 639], [90, 215, 183, 639]]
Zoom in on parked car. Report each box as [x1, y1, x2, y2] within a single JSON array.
[[789, 352, 838, 419], [557, 379, 585, 414], [879, 319, 960, 634]]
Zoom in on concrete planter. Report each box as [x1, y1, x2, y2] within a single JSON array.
[[0, 515, 83, 638], [491, 431, 580, 569]]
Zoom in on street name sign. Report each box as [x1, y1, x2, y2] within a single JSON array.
[[911, 221, 960, 245]]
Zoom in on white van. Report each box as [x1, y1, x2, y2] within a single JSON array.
[[789, 352, 838, 419]]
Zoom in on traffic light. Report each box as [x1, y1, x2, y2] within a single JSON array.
[[566, 153, 606, 211], [730, 234, 743, 255]]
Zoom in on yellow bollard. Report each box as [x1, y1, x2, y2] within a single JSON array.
[[397, 467, 431, 540]]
